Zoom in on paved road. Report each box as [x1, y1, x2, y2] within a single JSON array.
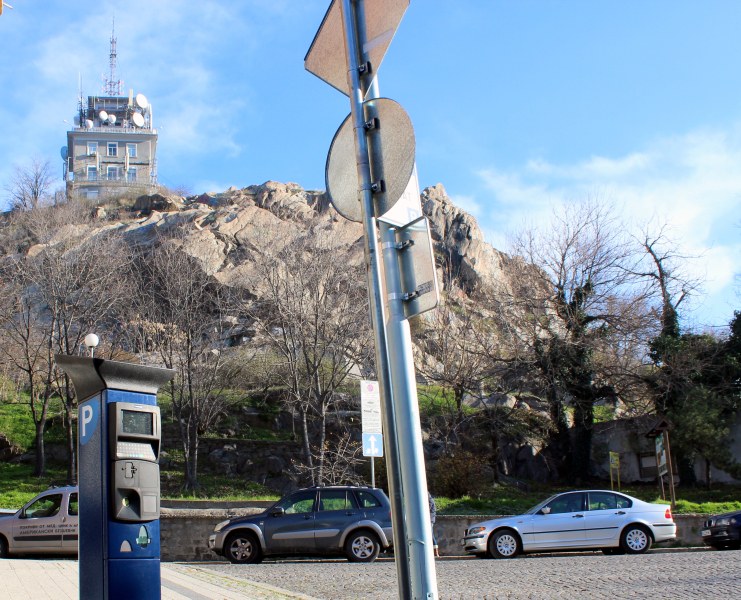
[[195, 549, 741, 599]]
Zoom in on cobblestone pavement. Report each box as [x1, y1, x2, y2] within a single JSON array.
[[195, 549, 741, 599]]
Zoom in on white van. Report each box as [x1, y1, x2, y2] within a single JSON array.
[[0, 486, 78, 557]]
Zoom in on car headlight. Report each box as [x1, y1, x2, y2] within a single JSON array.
[[467, 526, 487, 535], [715, 518, 730, 527], [213, 519, 231, 533]]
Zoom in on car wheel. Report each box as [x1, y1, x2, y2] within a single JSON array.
[[0, 536, 8, 558], [488, 529, 520, 559], [225, 531, 262, 564], [345, 530, 381, 563], [621, 525, 652, 554]]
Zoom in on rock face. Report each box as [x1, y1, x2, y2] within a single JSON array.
[[111, 180, 512, 301], [422, 183, 511, 293], [0, 434, 22, 461]]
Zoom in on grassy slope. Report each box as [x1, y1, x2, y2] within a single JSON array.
[[2, 384, 739, 512]]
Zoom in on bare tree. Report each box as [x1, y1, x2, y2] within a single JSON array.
[[5, 159, 56, 211], [241, 234, 373, 486], [507, 199, 648, 482], [0, 262, 58, 477], [630, 225, 702, 338], [0, 200, 133, 482], [417, 283, 494, 447], [132, 234, 236, 492]]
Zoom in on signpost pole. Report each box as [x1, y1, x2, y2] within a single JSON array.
[[337, 2, 412, 597], [345, 2, 438, 596]]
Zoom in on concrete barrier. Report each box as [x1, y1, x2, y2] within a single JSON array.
[[159, 509, 707, 561]]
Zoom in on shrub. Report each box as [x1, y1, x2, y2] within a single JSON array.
[[431, 450, 491, 498]]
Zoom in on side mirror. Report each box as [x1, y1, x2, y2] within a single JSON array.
[[271, 507, 285, 517], [540, 506, 551, 515]]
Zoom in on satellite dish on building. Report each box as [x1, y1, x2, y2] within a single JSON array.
[[60, 146, 68, 160], [99, 110, 109, 122], [132, 112, 145, 127], [135, 93, 148, 109], [108, 114, 117, 125], [85, 119, 94, 129]]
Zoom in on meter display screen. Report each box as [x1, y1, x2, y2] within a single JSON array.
[[121, 410, 153, 435]]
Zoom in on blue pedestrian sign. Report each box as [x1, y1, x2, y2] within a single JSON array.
[[363, 433, 384, 457]]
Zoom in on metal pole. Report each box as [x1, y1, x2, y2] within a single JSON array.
[[338, 1, 411, 597], [664, 431, 677, 508], [351, 1, 438, 595], [380, 219, 439, 599]]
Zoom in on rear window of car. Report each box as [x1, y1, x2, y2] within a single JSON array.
[[615, 495, 632, 509], [69, 493, 78, 516], [355, 491, 382, 508]]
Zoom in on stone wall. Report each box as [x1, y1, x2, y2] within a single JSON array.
[[196, 439, 303, 493], [159, 509, 707, 562]]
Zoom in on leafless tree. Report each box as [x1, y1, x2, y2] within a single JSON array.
[[417, 282, 495, 444], [291, 432, 365, 486], [241, 234, 373, 486], [4, 159, 56, 211], [0, 261, 58, 477], [0, 200, 133, 481], [506, 198, 650, 481], [131, 233, 236, 492]]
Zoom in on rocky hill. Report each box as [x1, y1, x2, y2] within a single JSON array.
[[112, 180, 516, 301]]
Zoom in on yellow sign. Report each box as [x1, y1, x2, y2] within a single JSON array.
[[609, 451, 621, 491]]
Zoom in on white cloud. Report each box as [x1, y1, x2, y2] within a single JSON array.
[[449, 193, 482, 217], [472, 126, 741, 326]]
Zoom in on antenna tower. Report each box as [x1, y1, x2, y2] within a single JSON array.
[[103, 18, 123, 96]]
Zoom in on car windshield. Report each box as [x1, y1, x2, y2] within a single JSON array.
[[524, 494, 559, 515]]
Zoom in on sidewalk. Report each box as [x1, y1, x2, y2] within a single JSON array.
[[0, 559, 319, 600]]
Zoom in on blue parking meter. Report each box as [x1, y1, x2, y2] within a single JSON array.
[[56, 356, 174, 600]]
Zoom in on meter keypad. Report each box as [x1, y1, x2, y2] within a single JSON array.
[[116, 441, 156, 461]]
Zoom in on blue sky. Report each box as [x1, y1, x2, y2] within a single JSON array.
[[0, 1, 739, 330]]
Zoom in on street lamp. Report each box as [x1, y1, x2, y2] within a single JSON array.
[[84, 333, 99, 358]]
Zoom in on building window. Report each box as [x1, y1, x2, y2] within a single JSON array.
[[127, 143, 137, 158], [107, 166, 119, 181], [127, 168, 137, 183], [86, 189, 99, 200], [107, 142, 118, 157], [87, 141, 98, 156], [87, 166, 98, 181]]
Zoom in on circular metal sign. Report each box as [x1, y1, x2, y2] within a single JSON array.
[[325, 97, 416, 222]]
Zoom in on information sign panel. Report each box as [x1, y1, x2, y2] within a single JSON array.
[[360, 379, 383, 434]]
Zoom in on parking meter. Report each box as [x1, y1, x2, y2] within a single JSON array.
[[56, 356, 174, 600], [109, 402, 161, 522]]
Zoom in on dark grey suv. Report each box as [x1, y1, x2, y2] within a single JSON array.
[[208, 486, 393, 564]]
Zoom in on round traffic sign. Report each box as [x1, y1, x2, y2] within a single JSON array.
[[325, 97, 415, 222]]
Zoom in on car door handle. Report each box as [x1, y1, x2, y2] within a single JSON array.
[[345, 512, 355, 516], [572, 514, 584, 518], [615, 511, 626, 515], [304, 515, 312, 520]]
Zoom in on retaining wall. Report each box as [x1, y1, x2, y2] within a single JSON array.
[[159, 509, 707, 562]]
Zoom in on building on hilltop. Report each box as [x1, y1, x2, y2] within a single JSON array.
[[62, 22, 157, 200]]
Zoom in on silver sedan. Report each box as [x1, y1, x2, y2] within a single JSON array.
[[462, 490, 676, 558]]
